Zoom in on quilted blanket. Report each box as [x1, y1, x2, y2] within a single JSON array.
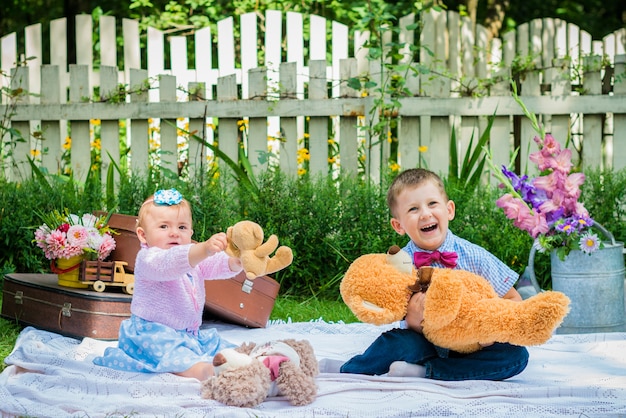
[[1, 320, 625, 417]]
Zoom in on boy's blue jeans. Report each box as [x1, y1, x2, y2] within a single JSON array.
[[340, 328, 529, 381]]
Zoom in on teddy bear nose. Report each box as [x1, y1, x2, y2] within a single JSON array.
[[213, 353, 226, 367]]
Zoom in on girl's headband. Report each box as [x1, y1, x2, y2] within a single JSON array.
[[142, 188, 183, 207]]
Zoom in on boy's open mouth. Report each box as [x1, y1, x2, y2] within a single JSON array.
[[421, 224, 437, 232]]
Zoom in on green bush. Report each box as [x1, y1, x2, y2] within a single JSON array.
[[1, 168, 625, 295]]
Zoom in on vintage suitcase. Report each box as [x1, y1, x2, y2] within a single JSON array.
[[1, 273, 131, 340], [96, 212, 140, 272], [204, 271, 280, 328]]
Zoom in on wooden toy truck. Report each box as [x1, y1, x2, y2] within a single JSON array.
[[80, 260, 135, 295]]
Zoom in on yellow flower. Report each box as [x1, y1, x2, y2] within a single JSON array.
[[148, 118, 154, 124], [328, 139, 336, 145], [30, 149, 41, 157], [328, 156, 337, 164], [91, 138, 101, 150], [63, 137, 71, 150], [390, 162, 400, 172], [298, 168, 307, 176], [303, 133, 310, 139], [90, 119, 101, 125], [419, 145, 428, 153], [361, 90, 368, 97], [207, 123, 216, 130], [387, 131, 392, 143], [297, 148, 311, 164]]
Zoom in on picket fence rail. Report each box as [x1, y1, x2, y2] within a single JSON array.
[[1, 9, 625, 185]]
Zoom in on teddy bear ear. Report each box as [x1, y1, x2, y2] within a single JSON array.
[[253, 222, 264, 240]]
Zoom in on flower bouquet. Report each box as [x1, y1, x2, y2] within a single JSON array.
[[487, 85, 625, 332], [34, 210, 116, 287], [489, 89, 600, 262]]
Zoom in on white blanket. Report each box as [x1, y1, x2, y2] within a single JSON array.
[[1, 320, 626, 417]]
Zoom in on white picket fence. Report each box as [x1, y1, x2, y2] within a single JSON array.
[[1, 9, 625, 185]]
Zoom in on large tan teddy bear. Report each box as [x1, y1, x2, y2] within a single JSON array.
[[225, 220, 293, 280], [201, 339, 318, 407], [340, 246, 571, 353]]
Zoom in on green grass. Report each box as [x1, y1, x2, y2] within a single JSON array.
[[0, 314, 21, 372], [0, 292, 358, 372], [271, 295, 358, 324]]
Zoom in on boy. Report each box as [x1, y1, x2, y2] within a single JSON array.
[[340, 168, 529, 380]]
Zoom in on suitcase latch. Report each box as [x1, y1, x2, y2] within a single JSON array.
[[242, 279, 254, 294], [14, 291, 23, 305], [62, 303, 72, 317]]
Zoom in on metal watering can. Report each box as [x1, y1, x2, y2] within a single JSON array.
[[525, 223, 626, 334]]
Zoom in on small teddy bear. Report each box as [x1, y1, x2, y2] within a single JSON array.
[[201, 339, 318, 407], [225, 220, 293, 280]]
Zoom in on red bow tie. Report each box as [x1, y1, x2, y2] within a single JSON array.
[[413, 250, 458, 269]]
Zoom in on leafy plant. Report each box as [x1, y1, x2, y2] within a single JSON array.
[[448, 114, 494, 192]]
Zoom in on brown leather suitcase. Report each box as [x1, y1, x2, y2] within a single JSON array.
[[96, 212, 140, 272], [1, 273, 131, 340], [204, 271, 279, 328]]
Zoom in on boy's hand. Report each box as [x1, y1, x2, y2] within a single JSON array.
[[406, 292, 426, 333]]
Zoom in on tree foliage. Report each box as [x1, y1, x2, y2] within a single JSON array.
[[1, 0, 623, 46]]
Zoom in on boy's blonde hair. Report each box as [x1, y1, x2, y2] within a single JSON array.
[[137, 194, 192, 228], [387, 168, 448, 217]]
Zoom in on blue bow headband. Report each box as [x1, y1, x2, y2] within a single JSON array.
[[144, 188, 183, 206]]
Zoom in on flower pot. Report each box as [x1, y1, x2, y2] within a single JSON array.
[[53, 255, 88, 289], [527, 223, 626, 333]]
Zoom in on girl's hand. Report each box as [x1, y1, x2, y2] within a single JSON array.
[[203, 232, 228, 256], [188, 232, 228, 267]]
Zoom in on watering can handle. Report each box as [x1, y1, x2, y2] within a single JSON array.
[[524, 222, 616, 293]]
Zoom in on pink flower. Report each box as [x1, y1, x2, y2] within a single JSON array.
[[529, 150, 550, 171], [496, 194, 549, 237], [533, 171, 561, 194], [66, 225, 89, 248], [541, 134, 561, 155], [563, 172, 585, 199], [98, 234, 117, 260], [574, 202, 590, 217], [496, 194, 525, 219], [550, 148, 574, 174], [518, 211, 549, 238]]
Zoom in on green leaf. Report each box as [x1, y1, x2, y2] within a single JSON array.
[[27, 157, 53, 194], [174, 121, 260, 199], [347, 77, 362, 91]]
